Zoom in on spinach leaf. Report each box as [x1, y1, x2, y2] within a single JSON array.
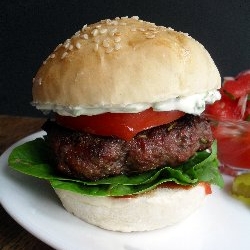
[[8, 138, 224, 196]]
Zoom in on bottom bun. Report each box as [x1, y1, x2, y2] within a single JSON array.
[[54, 184, 207, 232]]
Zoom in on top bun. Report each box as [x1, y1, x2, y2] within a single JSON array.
[[32, 16, 220, 114]]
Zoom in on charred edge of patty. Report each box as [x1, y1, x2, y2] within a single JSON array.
[[42, 114, 214, 181]]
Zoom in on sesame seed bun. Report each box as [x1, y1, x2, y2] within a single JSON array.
[[55, 184, 207, 232], [32, 16, 220, 114]]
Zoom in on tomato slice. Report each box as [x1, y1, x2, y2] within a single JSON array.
[[56, 108, 185, 141]]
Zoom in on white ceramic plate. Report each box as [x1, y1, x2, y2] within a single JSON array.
[[0, 132, 250, 250]]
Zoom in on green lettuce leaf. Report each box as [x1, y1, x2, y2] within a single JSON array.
[[8, 138, 224, 196]]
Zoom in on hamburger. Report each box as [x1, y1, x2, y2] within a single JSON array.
[[11, 16, 224, 232]]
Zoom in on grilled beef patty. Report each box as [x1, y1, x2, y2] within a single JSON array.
[[43, 114, 213, 181]]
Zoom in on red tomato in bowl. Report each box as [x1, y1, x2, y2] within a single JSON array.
[[205, 70, 250, 121], [205, 70, 250, 171], [223, 74, 250, 99], [205, 89, 243, 120]]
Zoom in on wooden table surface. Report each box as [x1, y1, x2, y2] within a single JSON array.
[[0, 115, 54, 250]]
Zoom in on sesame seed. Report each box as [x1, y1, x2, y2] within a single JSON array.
[[91, 29, 99, 36], [43, 60, 47, 65], [120, 22, 127, 26], [36, 78, 42, 85], [75, 42, 81, 49], [121, 16, 128, 19], [100, 28, 107, 34], [81, 33, 89, 40], [114, 43, 122, 50], [81, 24, 87, 31], [102, 39, 110, 48], [94, 43, 99, 51], [131, 27, 137, 32], [95, 24, 102, 29], [75, 31, 80, 36], [61, 52, 68, 59], [159, 26, 167, 31], [114, 31, 121, 36], [54, 43, 62, 51], [93, 37, 100, 43], [152, 30, 159, 34], [106, 19, 112, 25], [64, 39, 70, 46], [131, 16, 139, 20], [115, 17, 120, 20], [63, 42, 70, 49], [145, 21, 155, 26], [114, 36, 121, 43], [145, 33, 155, 39], [139, 28, 145, 32], [69, 44, 74, 51], [105, 47, 114, 53], [112, 20, 118, 25], [50, 53, 55, 58]]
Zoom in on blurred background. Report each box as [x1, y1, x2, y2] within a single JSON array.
[[1, 0, 250, 117]]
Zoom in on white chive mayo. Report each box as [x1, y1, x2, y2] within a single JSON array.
[[34, 90, 221, 116]]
